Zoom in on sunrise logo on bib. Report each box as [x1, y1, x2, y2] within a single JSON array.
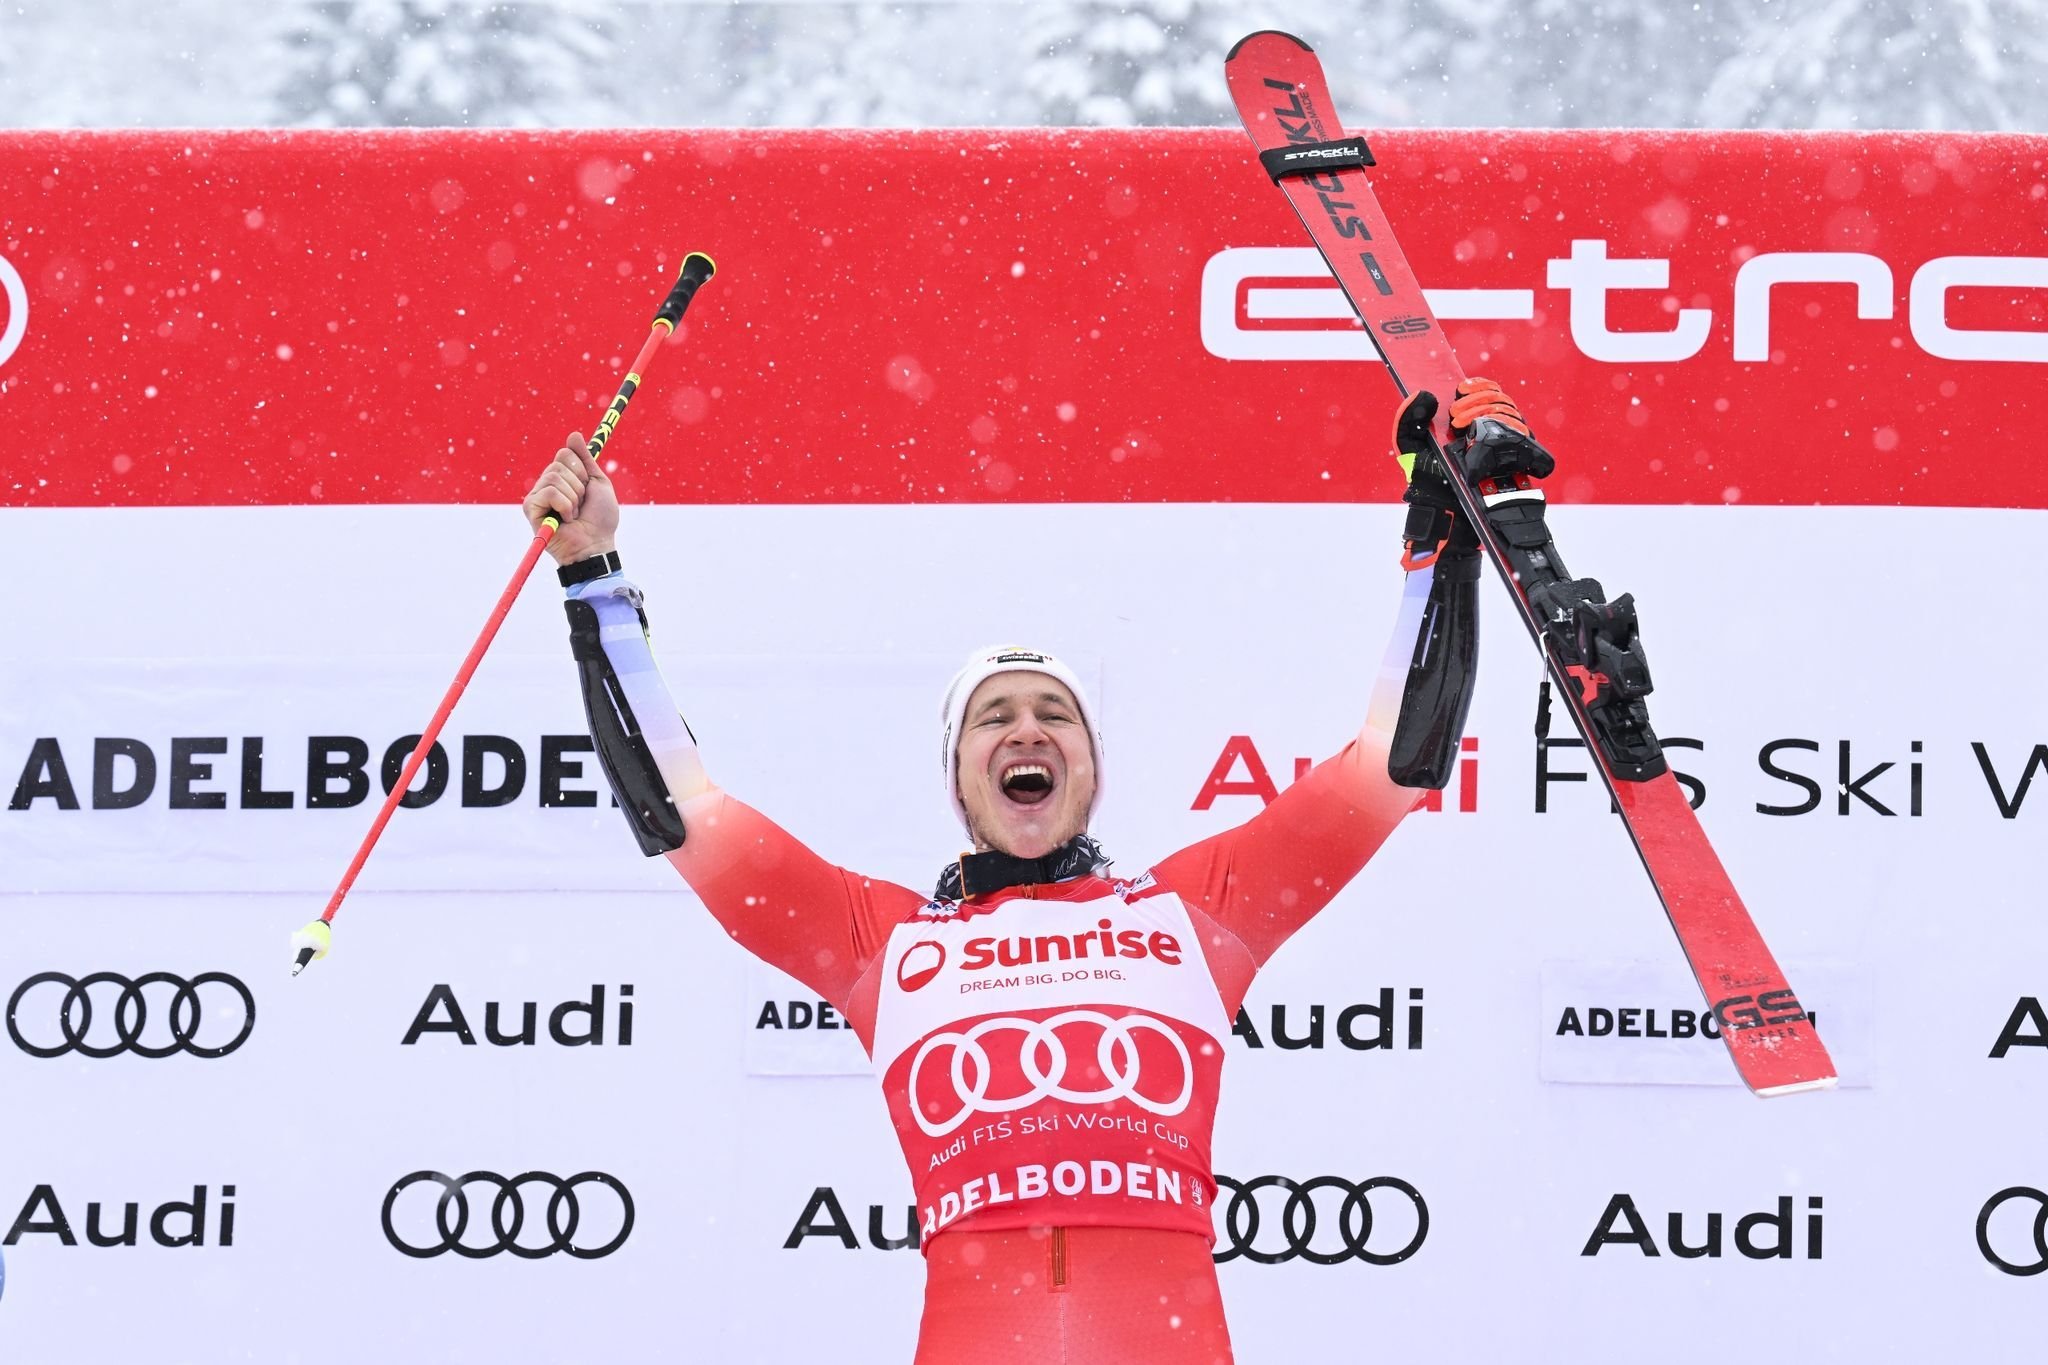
[[898, 941, 946, 992]]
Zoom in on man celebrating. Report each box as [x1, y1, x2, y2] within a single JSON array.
[[521, 379, 1533, 1363]]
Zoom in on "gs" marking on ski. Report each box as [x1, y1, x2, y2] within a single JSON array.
[[1711, 989, 1809, 1033]]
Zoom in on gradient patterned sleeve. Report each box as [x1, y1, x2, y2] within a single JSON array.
[[565, 570, 927, 1019], [1151, 584, 1427, 966], [664, 794, 928, 1027], [565, 570, 711, 810]]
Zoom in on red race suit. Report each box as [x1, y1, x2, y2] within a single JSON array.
[[666, 717, 1414, 1364]]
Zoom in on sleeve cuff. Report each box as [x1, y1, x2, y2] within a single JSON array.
[[565, 569, 631, 602]]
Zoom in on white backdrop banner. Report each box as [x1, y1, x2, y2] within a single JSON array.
[[3, 502, 2046, 1364]]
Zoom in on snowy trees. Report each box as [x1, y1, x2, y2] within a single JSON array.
[[1696, 0, 2048, 130], [0, 0, 2038, 131], [712, 5, 935, 125], [274, 0, 616, 127], [1023, 0, 1245, 126]]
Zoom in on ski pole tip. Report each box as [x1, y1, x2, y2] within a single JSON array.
[[289, 920, 333, 976]]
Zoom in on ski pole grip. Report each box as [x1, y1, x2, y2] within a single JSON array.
[[654, 252, 717, 331]]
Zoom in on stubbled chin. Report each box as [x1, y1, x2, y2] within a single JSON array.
[[976, 802, 1077, 858]]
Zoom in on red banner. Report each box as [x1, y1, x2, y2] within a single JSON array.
[[2, 129, 2043, 509]]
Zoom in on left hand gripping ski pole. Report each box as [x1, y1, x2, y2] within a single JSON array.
[[292, 252, 718, 976]]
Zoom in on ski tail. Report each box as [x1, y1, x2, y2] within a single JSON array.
[[1224, 28, 1312, 61]]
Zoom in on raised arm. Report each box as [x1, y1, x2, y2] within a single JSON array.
[[522, 437, 925, 1019], [1153, 721, 1420, 969], [664, 791, 925, 1020], [524, 432, 708, 834], [1155, 380, 1531, 965]]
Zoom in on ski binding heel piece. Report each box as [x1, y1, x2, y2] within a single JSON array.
[[1459, 416, 1558, 483], [1527, 578, 1665, 780]]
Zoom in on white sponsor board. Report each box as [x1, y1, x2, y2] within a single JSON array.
[[1539, 958, 1876, 1088], [1, 501, 2045, 1364], [744, 957, 871, 1077]]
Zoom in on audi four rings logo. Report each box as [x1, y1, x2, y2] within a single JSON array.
[[907, 1010, 1193, 1137], [0, 251, 25, 370], [1212, 1176, 1429, 1266], [1977, 1186, 2048, 1276], [382, 1171, 635, 1259], [6, 972, 255, 1058]]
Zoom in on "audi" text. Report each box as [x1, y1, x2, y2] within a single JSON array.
[[400, 984, 633, 1046], [1989, 996, 2046, 1058], [1582, 1193, 1823, 1259], [1233, 990, 1425, 1050], [5, 1185, 235, 1248]]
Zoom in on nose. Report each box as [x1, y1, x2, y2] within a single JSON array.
[[1007, 711, 1051, 744]]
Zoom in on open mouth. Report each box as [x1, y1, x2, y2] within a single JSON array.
[[999, 762, 1057, 808]]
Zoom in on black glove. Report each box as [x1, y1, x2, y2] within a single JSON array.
[[1392, 389, 1478, 555]]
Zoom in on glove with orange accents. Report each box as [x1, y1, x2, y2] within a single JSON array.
[[1446, 377, 1554, 483]]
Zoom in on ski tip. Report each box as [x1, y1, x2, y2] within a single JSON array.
[[1226, 29, 1313, 61], [1753, 1074, 1839, 1098]]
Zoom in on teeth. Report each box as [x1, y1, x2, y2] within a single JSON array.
[[1003, 763, 1052, 782]]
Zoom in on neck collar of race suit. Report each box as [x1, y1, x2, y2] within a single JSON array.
[[935, 834, 1109, 901]]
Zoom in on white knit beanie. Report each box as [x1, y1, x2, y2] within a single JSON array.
[[940, 645, 1103, 834]]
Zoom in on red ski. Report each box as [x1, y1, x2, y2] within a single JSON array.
[[1225, 29, 1835, 1096]]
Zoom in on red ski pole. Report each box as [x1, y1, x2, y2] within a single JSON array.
[[292, 252, 717, 976]]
